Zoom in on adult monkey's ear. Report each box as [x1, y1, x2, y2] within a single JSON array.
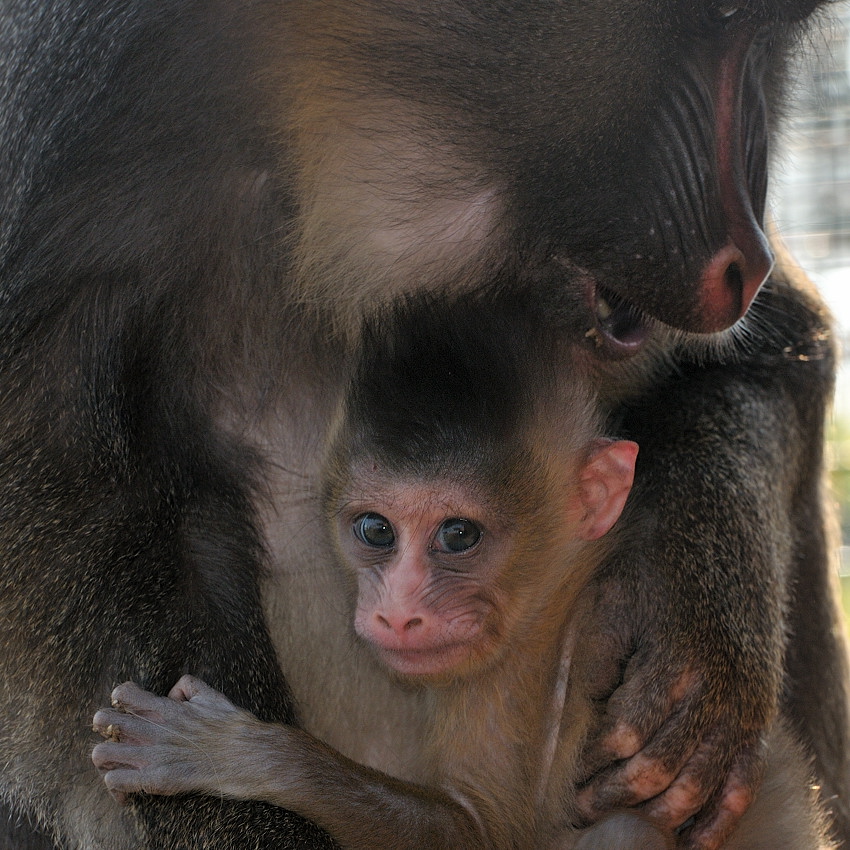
[[575, 440, 638, 541]]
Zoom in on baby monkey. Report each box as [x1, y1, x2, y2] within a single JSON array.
[[92, 294, 831, 849]]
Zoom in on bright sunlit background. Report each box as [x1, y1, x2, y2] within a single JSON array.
[[771, 0, 850, 616]]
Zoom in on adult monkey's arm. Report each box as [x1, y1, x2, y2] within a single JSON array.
[[576, 266, 847, 849]]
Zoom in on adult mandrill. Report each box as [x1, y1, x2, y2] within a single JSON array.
[[0, 1, 845, 849]]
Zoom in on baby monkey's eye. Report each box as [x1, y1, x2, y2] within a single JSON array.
[[353, 513, 395, 548], [433, 518, 482, 553]]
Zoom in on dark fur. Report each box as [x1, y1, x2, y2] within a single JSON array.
[[0, 1, 846, 848]]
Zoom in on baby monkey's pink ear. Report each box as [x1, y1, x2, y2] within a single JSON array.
[[576, 439, 638, 541]]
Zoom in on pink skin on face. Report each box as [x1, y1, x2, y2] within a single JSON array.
[[340, 479, 505, 682]]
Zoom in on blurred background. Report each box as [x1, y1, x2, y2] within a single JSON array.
[[772, 0, 850, 617]]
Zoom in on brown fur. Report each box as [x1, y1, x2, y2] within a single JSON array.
[[92, 297, 834, 849], [1, 2, 847, 848]]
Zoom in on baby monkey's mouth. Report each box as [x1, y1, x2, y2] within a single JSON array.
[[586, 284, 650, 358]]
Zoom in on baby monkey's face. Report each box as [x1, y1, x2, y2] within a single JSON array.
[[332, 474, 512, 684]]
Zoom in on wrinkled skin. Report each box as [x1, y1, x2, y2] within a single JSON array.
[[0, 1, 846, 848]]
